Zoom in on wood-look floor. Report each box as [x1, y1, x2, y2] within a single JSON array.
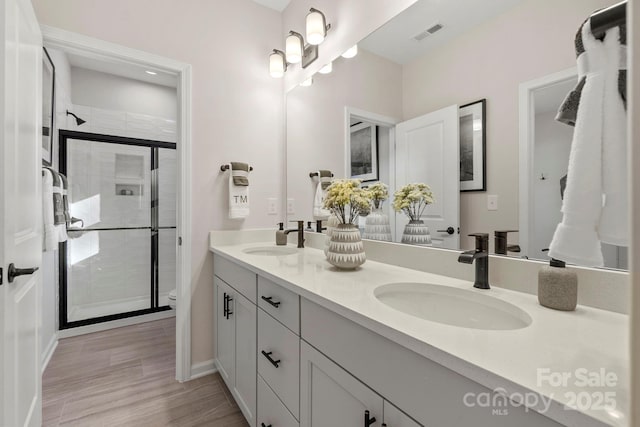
[[43, 318, 248, 427]]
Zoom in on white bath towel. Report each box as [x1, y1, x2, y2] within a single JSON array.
[[42, 169, 58, 251], [312, 174, 330, 220], [549, 23, 627, 267], [228, 166, 250, 219]]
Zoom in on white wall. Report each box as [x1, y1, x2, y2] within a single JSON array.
[[402, 0, 619, 252], [71, 68, 177, 120], [32, 0, 284, 366], [282, 0, 417, 90]]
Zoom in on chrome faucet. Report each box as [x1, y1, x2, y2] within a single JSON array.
[[285, 220, 305, 248], [458, 233, 490, 290]]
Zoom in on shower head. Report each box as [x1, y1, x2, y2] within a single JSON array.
[[66, 110, 86, 126]]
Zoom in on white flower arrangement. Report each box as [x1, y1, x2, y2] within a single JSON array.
[[323, 179, 372, 225], [367, 182, 389, 209], [392, 183, 434, 221]]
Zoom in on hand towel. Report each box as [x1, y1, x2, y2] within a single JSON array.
[[549, 23, 627, 267], [230, 162, 250, 186], [313, 170, 332, 220], [228, 163, 250, 219], [42, 169, 58, 251]]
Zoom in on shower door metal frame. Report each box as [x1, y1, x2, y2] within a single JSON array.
[[58, 130, 176, 329]]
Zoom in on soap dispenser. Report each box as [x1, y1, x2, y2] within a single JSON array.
[[276, 222, 287, 246], [538, 251, 577, 311]]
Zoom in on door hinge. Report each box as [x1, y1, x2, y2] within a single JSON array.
[[178, 236, 182, 246]]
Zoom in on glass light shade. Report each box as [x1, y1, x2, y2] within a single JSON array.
[[300, 77, 313, 87], [341, 44, 358, 59], [306, 9, 326, 45], [319, 62, 332, 74], [286, 32, 303, 64], [269, 51, 286, 78]]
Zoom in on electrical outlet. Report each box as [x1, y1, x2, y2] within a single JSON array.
[[287, 198, 295, 215], [267, 198, 277, 215], [487, 195, 498, 211]]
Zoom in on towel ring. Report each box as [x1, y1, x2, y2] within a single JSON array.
[[309, 172, 334, 178], [221, 164, 253, 172]]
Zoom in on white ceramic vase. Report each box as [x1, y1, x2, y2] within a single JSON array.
[[401, 219, 432, 246], [324, 213, 341, 256], [326, 224, 366, 269], [363, 205, 391, 242]]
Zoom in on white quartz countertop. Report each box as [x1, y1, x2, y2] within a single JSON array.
[[209, 237, 629, 427]]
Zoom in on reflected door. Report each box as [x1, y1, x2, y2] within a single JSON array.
[[395, 105, 460, 249], [60, 131, 176, 328]]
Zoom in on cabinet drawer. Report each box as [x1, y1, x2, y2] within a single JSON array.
[[214, 254, 257, 303], [258, 375, 299, 427], [258, 276, 300, 334], [258, 308, 300, 420]]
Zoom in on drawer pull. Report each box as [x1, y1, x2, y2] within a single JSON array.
[[223, 292, 228, 317], [261, 350, 281, 368], [261, 424, 272, 427], [261, 295, 281, 308], [364, 410, 376, 427]]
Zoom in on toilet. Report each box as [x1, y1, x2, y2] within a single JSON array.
[[168, 289, 177, 309]]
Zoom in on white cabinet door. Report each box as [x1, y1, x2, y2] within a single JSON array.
[[384, 401, 422, 427], [395, 105, 460, 249], [214, 277, 235, 388], [300, 341, 383, 427], [234, 291, 257, 426], [0, 0, 43, 426]]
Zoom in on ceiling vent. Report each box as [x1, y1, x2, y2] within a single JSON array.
[[413, 23, 443, 41]]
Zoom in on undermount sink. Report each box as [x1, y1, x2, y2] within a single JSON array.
[[374, 282, 532, 331], [242, 246, 298, 256]]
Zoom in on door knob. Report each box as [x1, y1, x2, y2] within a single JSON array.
[[437, 226, 455, 235], [7, 263, 39, 283]]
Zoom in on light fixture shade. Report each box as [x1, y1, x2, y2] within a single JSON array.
[[269, 49, 286, 78], [319, 62, 332, 74], [300, 77, 313, 87], [306, 8, 327, 45], [341, 44, 358, 59], [286, 31, 303, 64]]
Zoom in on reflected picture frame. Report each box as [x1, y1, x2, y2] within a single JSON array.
[[42, 47, 55, 166], [350, 122, 378, 182], [459, 99, 486, 192]]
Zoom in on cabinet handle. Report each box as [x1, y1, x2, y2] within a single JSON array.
[[223, 292, 228, 317], [226, 296, 233, 319], [364, 410, 377, 427], [261, 350, 281, 368], [261, 424, 272, 427], [261, 295, 281, 308]]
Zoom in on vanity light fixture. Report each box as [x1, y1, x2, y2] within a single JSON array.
[[319, 61, 333, 74], [341, 44, 358, 59], [286, 31, 304, 64], [269, 49, 287, 78], [300, 77, 313, 87], [306, 8, 331, 45]]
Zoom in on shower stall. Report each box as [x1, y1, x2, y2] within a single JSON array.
[[58, 130, 176, 328]]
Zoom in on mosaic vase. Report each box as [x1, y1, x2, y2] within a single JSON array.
[[326, 224, 366, 269], [401, 220, 432, 246]]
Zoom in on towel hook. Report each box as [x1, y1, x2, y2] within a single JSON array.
[[220, 164, 253, 172]]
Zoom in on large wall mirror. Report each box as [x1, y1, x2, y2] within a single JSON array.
[[285, 0, 628, 270]]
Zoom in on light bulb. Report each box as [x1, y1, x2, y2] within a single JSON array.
[[286, 32, 303, 64], [306, 8, 327, 45], [341, 44, 358, 59], [300, 77, 313, 87], [319, 62, 332, 74], [269, 50, 286, 78]]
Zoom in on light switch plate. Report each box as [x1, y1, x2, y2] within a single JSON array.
[[267, 198, 277, 215], [487, 195, 498, 211], [287, 198, 295, 215]]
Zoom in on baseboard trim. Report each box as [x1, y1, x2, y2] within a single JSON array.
[[41, 333, 59, 374], [190, 359, 217, 380], [58, 310, 175, 338]]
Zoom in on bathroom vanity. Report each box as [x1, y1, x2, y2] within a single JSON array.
[[210, 231, 628, 427]]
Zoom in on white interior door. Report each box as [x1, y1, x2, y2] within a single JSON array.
[[1, 0, 43, 425], [395, 105, 460, 249]]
